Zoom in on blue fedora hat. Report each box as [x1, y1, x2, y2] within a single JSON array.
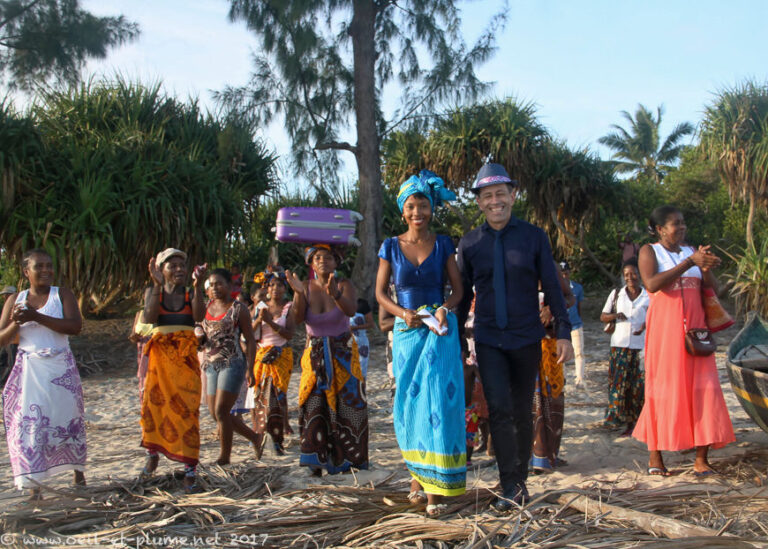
[[471, 162, 518, 192]]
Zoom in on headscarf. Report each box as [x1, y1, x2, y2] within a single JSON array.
[[304, 244, 343, 265], [254, 265, 287, 287], [396, 170, 457, 213]]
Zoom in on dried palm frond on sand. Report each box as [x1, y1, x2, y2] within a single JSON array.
[[2, 454, 767, 548]]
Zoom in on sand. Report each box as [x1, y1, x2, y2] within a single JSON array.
[[0, 294, 766, 546]]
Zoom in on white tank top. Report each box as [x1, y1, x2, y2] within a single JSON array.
[[15, 287, 70, 352], [651, 243, 701, 278]]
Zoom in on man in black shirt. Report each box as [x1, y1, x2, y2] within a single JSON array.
[[457, 163, 573, 512]]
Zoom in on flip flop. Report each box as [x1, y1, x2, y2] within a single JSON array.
[[693, 469, 718, 477], [647, 466, 672, 477]]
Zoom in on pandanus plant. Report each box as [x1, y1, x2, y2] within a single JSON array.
[[0, 80, 276, 313]]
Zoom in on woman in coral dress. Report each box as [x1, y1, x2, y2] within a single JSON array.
[[634, 205, 735, 476]]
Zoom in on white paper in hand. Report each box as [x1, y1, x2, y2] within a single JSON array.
[[417, 309, 448, 335], [256, 301, 269, 311]]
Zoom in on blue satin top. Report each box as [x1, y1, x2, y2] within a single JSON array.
[[378, 235, 454, 310]]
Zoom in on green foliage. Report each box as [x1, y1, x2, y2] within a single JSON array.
[[221, 0, 503, 180], [0, 0, 139, 90], [721, 239, 768, 319], [699, 80, 768, 248], [0, 80, 276, 312], [598, 104, 694, 184], [383, 98, 547, 192]]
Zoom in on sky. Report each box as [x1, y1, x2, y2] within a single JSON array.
[[68, 0, 768, 181]]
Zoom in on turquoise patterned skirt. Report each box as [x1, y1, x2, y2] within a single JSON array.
[[392, 312, 466, 496]]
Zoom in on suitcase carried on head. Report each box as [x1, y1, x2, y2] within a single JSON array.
[[274, 207, 363, 246]]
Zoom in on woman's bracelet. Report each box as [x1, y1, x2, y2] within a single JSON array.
[[437, 305, 448, 313]]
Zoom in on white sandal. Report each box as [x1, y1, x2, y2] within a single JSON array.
[[407, 490, 427, 504], [426, 503, 448, 517]]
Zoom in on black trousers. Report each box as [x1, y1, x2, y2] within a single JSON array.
[[476, 341, 541, 494]]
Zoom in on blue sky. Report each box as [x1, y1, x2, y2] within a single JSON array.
[[79, 0, 767, 175]]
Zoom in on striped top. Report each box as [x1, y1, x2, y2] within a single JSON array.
[[157, 289, 195, 327]]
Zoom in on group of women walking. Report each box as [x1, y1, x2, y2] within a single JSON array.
[[0, 181, 737, 512]]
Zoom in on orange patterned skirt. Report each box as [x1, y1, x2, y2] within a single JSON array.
[[140, 330, 202, 465]]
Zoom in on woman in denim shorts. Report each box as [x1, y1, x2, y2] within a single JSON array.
[[201, 268, 262, 464]]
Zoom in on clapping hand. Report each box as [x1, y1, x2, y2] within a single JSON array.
[[11, 303, 36, 325], [148, 258, 164, 286], [285, 270, 305, 294], [191, 263, 208, 288], [691, 245, 721, 272], [257, 307, 273, 324], [325, 273, 340, 299]]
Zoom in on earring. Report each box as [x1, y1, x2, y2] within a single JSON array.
[[265, 294, 271, 300]]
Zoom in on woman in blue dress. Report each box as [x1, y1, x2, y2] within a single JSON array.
[[375, 170, 466, 517]]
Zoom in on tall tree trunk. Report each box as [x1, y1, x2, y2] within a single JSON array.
[[349, 0, 382, 304], [746, 189, 756, 250]]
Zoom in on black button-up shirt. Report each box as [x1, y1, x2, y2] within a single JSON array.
[[457, 216, 571, 350]]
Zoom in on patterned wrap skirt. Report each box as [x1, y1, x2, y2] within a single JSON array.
[[140, 330, 201, 465], [392, 313, 466, 496], [604, 347, 644, 427], [531, 337, 565, 471], [252, 344, 294, 443], [298, 332, 368, 473], [2, 347, 87, 489]]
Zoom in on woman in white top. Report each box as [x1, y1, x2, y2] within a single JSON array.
[[633, 205, 734, 476], [600, 258, 649, 436], [0, 249, 85, 498]]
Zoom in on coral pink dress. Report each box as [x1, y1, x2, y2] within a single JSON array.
[[633, 243, 735, 451]]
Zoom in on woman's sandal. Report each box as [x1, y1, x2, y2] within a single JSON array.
[[693, 469, 718, 477], [426, 503, 448, 517], [407, 490, 427, 505], [183, 479, 203, 494], [647, 466, 672, 477]]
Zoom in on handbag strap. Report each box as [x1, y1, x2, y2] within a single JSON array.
[[658, 244, 690, 332], [609, 287, 619, 314]]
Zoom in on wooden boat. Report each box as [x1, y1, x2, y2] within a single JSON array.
[[726, 314, 768, 434]]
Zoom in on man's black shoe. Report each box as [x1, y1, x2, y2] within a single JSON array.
[[490, 484, 528, 513]]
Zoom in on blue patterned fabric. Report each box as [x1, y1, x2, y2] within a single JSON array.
[[381, 233, 465, 495], [396, 170, 457, 213], [392, 313, 466, 495], [377, 235, 455, 310]]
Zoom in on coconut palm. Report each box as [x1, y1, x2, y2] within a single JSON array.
[[598, 104, 694, 184], [699, 81, 768, 250]]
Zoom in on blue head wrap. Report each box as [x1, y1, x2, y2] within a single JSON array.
[[396, 170, 457, 213]]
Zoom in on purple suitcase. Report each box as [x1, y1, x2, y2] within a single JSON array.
[[274, 207, 363, 246]]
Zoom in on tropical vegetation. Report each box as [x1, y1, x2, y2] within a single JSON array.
[[0, 0, 139, 90], [0, 80, 276, 312], [598, 104, 694, 184], [219, 0, 506, 301]]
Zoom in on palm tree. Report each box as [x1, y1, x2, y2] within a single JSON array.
[[598, 104, 694, 184], [699, 81, 768, 250]]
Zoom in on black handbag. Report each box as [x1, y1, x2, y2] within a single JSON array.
[[681, 280, 716, 356]]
